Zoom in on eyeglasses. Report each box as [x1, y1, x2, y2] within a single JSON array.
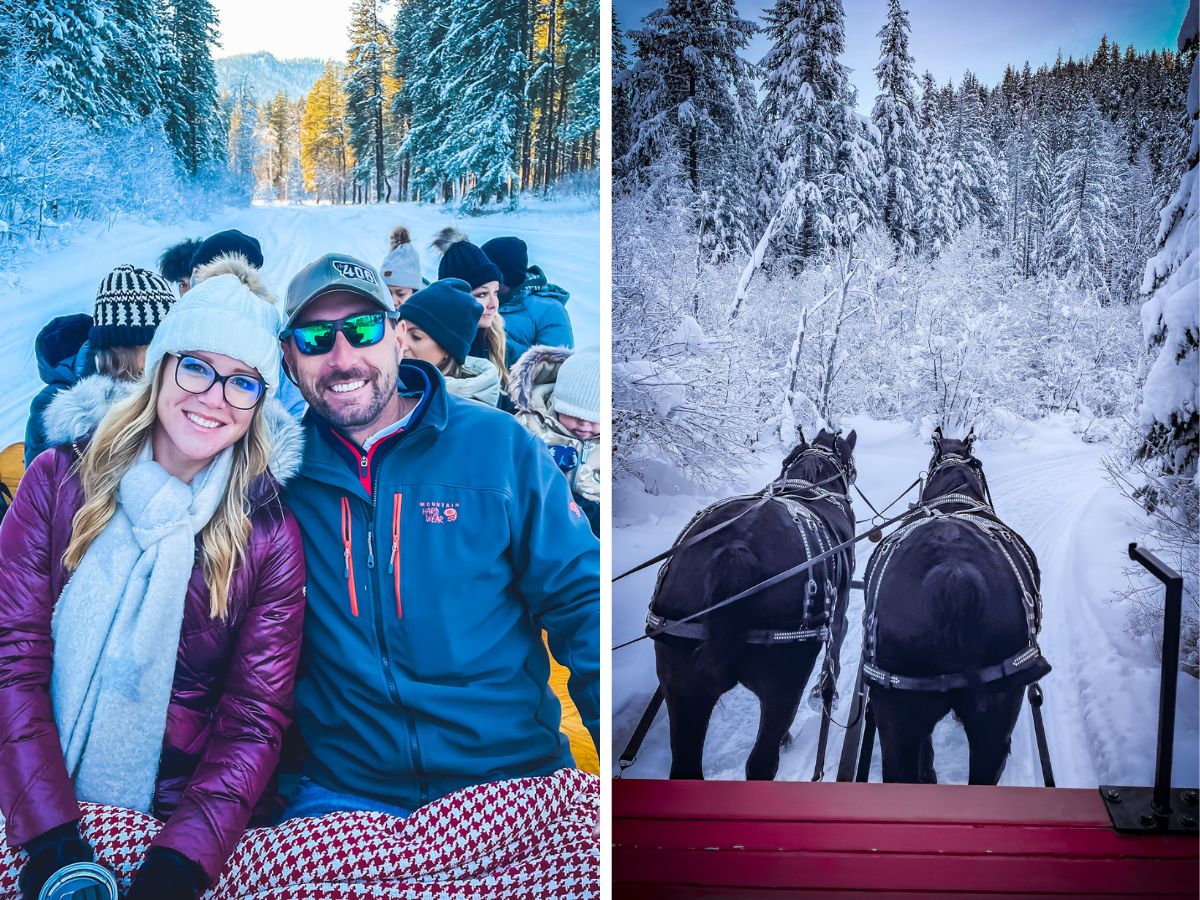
[[280, 311, 399, 356], [167, 353, 265, 409]]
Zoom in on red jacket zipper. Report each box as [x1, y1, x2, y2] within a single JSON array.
[[389, 493, 402, 618], [340, 496, 359, 617]]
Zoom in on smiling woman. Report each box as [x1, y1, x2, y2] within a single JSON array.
[[0, 256, 308, 900]]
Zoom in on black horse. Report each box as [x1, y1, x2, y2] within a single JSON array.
[[863, 427, 1050, 784], [651, 428, 857, 780]]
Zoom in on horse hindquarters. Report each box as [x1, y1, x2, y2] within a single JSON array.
[[739, 642, 822, 781], [870, 687, 952, 784], [654, 542, 758, 780], [953, 687, 1024, 785]]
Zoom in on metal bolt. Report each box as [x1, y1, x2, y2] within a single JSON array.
[[1105, 789, 1121, 802], [1183, 790, 1198, 806], [1139, 813, 1156, 827], [1181, 815, 1197, 829]]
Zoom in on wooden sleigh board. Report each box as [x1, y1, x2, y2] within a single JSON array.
[[613, 779, 1198, 898]]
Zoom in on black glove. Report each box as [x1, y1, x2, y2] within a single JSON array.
[[126, 846, 205, 900], [18, 821, 95, 900]]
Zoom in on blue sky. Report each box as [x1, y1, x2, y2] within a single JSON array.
[[615, 0, 1188, 111]]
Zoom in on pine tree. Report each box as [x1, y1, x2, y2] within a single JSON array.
[[17, 0, 121, 128], [393, 0, 452, 201], [559, 0, 600, 147], [1137, 13, 1198, 480], [759, 0, 874, 266], [108, 0, 167, 120], [346, 0, 394, 202], [162, 0, 224, 175], [437, 0, 525, 209], [226, 80, 258, 186], [917, 71, 955, 254], [1048, 98, 1121, 297], [265, 91, 291, 200], [871, 0, 923, 254], [300, 61, 354, 202]]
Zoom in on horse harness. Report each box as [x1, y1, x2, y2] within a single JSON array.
[[645, 447, 854, 646], [861, 477, 1048, 692]]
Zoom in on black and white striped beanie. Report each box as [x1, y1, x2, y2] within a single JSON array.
[[89, 264, 176, 350]]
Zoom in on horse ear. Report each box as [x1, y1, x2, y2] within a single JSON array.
[[797, 426, 806, 446], [844, 429, 857, 452], [965, 426, 976, 446], [932, 425, 943, 447]]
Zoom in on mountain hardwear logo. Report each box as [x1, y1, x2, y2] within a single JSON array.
[[332, 260, 378, 284], [420, 500, 460, 524]]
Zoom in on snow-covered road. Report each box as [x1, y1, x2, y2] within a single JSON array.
[[0, 199, 599, 446], [612, 416, 1198, 788]]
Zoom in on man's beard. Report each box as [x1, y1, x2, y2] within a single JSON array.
[[303, 363, 398, 431]]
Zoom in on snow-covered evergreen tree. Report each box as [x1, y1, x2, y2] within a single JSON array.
[[108, 0, 166, 119], [871, 0, 923, 254], [917, 71, 956, 254], [438, 0, 524, 209], [346, 0, 393, 202], [560, 0, 600, 143], [162, 0, 224, 175], [1048, 99, 1122, 297], [225, 81, 258, 187], [1137, 7, 1198, 480], [621, 0, 758, 260], [758, 0, 876, 268]]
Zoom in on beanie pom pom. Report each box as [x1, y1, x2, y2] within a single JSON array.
[[390, 226, 411, 250], [431, 226, 470, 254]]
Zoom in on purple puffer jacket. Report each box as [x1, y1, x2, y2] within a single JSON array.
[[0, 393, 306, 885]]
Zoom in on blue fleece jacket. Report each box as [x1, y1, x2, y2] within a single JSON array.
[[500, 266, 574, 367], [282, 360, 599, 809]]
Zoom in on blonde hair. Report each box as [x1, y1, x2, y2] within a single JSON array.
[[95, 345, 147, 381], [482, 316, 509, 390], [63, 360, 272, 620], [437, 356, 467, 379]]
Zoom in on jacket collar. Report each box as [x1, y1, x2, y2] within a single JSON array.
[[299, 359, 449, 495]]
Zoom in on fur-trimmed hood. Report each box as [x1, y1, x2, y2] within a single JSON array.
[[42, 374, 305, 485], [509, 344, 572, 418]]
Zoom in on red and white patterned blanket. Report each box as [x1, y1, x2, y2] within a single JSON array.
[[1, 768, 598, 898]]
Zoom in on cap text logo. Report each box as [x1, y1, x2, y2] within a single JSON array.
[[332, 260, 379, 285]]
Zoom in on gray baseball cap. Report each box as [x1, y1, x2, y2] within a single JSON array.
[[283, 253, 392, 328]]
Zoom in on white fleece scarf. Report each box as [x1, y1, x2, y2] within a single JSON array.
[[51, 443, 232, 813]]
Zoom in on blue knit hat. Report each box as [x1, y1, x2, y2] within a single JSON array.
[[398, 279, 484, 365], [481, 236, 529, 290], [190, 229, 264, 272], [553, 348, 600, 423], [434, 228, 502, 290]]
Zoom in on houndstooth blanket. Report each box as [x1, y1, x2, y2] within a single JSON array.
[[0, 769, 598, 899]]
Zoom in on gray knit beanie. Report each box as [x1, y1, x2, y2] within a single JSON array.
[[553, 348, 600, 423]]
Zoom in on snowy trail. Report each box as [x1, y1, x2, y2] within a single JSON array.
[[612, 416, 1198, 788], [0, 200, 599, 447]]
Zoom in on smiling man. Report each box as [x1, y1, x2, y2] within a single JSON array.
[[276, 253, 599, 819]]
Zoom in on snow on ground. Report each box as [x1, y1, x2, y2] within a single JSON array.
[[612, 415, 1199, 788], [0, 198, 599, 447]]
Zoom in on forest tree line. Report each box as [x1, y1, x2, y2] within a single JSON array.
[[226, 0, 600, 210]]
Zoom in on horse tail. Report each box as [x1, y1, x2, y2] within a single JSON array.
[[926, 561, 987, 661], [692, 541, 758, 673]]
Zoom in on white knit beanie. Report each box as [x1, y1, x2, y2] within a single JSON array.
[[144, 272, 283, 397], [381, 226, 423, 290], [553, 348, 600, 424]]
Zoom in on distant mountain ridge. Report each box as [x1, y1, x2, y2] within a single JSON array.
[[215, 52, 327, 102]]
